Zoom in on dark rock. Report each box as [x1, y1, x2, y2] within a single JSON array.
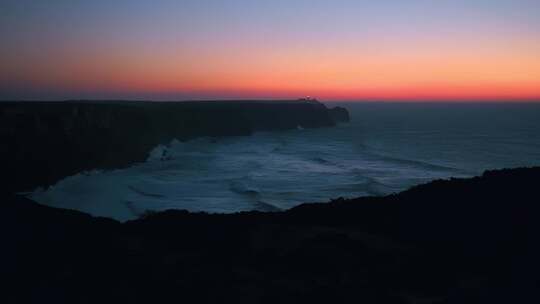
[[2, 167, 539, 303], [0, 100, 343, 193], [328, 106, 350, 123]]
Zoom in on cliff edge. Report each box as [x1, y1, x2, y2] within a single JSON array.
[[0, 100, 348, 193], [2, 167, 539, 303]]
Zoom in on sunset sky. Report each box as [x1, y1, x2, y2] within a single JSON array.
[[1, 0, 539, 101]]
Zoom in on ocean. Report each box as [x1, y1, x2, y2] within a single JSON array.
[[29, 102, 540, 221]]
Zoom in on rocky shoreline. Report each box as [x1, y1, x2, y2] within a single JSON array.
[[1, 101, 537, 303], [2, 167, 539, 303], [0, 100, 349, 193]]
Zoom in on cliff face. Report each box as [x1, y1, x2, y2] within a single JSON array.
[[2, 167, 539, 303], [0, 100, 347, 193], [328, 106, 350, 122]]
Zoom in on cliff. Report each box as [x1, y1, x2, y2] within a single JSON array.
[[328, 106, 350, 122], [0, 100, 347, 193], [2, 167, 539, 303]]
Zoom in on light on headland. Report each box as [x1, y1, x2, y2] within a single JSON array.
[[298, 96, 319, 103]]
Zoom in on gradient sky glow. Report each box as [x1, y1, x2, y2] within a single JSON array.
[[1, 0, 540, 101]]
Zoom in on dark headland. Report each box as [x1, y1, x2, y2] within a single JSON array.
[[1, 101, 538, 303], [0, 100, 349, 194]]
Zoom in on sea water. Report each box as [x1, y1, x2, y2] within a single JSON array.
[[29, 102, 540, 221]]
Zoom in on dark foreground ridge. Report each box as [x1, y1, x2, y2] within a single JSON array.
[[0, 100, 349, 193], [2, 167, 539, 303]]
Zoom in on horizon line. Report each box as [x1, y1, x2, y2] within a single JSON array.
[[2, 98, 540, 103]]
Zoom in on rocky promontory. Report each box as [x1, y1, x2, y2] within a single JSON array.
[[0, 100, 348, 193]]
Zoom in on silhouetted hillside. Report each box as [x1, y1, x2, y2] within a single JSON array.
[[2, 167, 539, 303]]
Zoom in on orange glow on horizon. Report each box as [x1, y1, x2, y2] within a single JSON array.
[[2, 31, 539, 101]]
